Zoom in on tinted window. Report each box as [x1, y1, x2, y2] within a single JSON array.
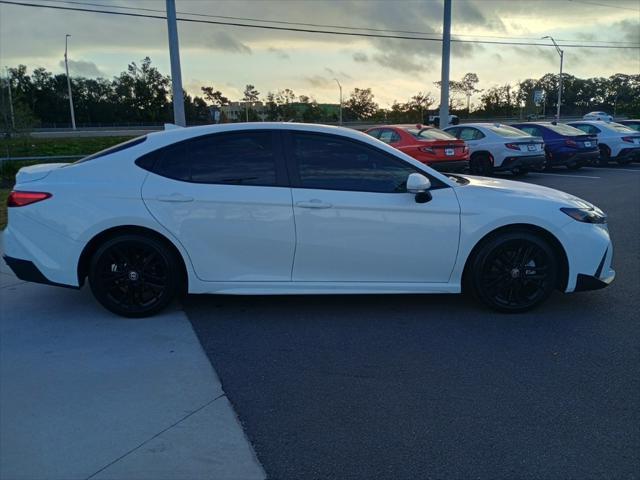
[[608, 123, 637, 133], [546, 123, 587, 136], [459, 127, 484, 141], [140, 131, 277, 185], [76, 136, 147, 163], [408, 128, 456, 140], [367, 129, 382, 139], [378, 129, 401, 144], [488, 125, 530, 137], [290, 133, 418, 193], [518, 126, 541, 136], [571, 124, 600, 134]]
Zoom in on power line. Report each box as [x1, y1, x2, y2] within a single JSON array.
[[1, 0, 639, 49], [566, 0, 640, 12], [36, 0, 640, 45]]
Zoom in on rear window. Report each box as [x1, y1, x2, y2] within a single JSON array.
[[546, 123, 588, 136], [488, 125, 530, 138], [75, 136, 147, 164], [607, 123, 636, 133], [407, 128, 455, 140]]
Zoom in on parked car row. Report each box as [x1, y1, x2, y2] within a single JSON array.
[[365, 119, 640, 176]]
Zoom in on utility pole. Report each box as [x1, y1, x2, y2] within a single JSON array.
[[64, 34, 77, 130], [438, 0, 452, 129], [5, 67, 15, 130], [166, 0, 186, 126], [334, 78, 342, 125], [542, 36, 563, 121]]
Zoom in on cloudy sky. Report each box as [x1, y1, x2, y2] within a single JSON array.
[[0, 0, 638, 107]]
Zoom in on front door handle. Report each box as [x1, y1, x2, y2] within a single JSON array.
[[296, 199, 332, 209], [156, 193, 194, 203]]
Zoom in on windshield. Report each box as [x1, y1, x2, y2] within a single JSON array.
[[546, 123, 589, 136], [74, 136, 147, 164], [488, 125, 530, 138], [407, 128, 456, 140]]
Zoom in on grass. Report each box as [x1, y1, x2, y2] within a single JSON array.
[[0, 135, 136, 229], [0, 135, 136, 158]]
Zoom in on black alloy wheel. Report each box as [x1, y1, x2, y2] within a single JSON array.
[[470, 153, 493, 176], [469, 232, 558, 312], [89, 234, 180, 317], [598, 145, 611, 166]]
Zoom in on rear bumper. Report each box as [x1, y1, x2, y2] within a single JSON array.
[[427, 159, 469, 172], [496, 154, 546, 172], [551, 150, 600, 166], [2, 255, 78, 289]]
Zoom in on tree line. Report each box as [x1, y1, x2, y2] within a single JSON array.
[[1, 57, 638, 132]]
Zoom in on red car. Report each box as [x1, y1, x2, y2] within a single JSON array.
[[365, 124, 469, 172]]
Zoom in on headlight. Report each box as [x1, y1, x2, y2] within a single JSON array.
[[560, 207, 607, 224]]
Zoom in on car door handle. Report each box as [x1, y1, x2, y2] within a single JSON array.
[[156, 193, 194, 203], [296, 199, 333, 209]]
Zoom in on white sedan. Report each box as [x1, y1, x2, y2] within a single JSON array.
[[583, 111, 613, 122], [3, 123, 614, 317], [567, 120, 640, 165], [443, 123, 546, 176]]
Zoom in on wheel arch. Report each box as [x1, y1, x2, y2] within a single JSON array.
[[461, 223, 569, 292], [77, 225, 189, 292]]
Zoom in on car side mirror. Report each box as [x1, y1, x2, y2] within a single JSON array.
[[406, 173, 432, 203]]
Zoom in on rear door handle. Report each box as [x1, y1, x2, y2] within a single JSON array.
[[156, 193, 194, 203], [296, 199, 333, 209]]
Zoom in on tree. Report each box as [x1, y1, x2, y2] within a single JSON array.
[[344, 88, 378, 120], [406, 91, 435, 122], [201, 86, 229, 107], [242, 84, 260, 102], [456, 73, 482, 113]]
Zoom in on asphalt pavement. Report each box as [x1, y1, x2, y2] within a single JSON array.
[[185, 164, 640, 480]]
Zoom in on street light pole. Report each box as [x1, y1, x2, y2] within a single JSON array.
[[64, 34, 77, 130], [334, 78, 342, 125], [5, 66, 15, 130], [438, 0, 452, 129], [166, 0, 186, 126], [542, 36, 563, 121]]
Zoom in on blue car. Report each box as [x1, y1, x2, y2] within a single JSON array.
[[511, 122, 600, 170]]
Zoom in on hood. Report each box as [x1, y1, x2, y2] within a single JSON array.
[[458, 174, 597, 209]]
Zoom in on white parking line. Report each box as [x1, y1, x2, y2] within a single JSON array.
[[536, 172, 601, 179], [595, 168, 640, 173]]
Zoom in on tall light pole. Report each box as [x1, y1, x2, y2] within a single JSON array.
[[5, 66, 15, 130], [542, 35, 563, 121], [438, 0, 452, 129], [64, 34, 76, 130], [166, 0, 186, 126], [334, 78, 342, 125]]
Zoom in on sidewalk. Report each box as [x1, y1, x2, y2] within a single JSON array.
[[0, 236, 265, 480]]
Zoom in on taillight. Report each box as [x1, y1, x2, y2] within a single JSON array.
[[622, 136, 637, 143], [505, 143, 521, 150], [419, 147, 435, 154], [7, 191, 52, 207], [565, 139, 578, 147]]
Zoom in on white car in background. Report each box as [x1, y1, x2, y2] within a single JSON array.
[[3, 123, 614, 317], [443, 123, 546, 176], [567, 120, 640, 165], [583, 111, 613, 122]]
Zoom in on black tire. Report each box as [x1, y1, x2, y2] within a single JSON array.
[[512, 168, 529, 177], [470, 153, 493, 176], [598, 145, 611, 166], [467, 231, 558, 313], [88, 234, 180, 317]]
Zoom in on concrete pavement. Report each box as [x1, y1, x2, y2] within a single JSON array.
[[0, 238, 264, 480]]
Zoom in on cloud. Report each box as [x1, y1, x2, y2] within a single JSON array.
[[353, 52, 369, 62], [324, 67, 351, 79], [372, 53, 426, 73], [210, 31, 251, 54], [58, 59, 103, 77], [304, 75, 333, 88], [268, 47, 290, 59]]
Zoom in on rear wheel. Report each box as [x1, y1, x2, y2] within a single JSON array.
[[512, 168, 529, 177], [88, 234, 180, 317], [470, 153, 493, 176], [468, 232, 558, 313]]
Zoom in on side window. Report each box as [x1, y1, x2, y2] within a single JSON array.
[[378, 129, 401, 144], [367, 129, 382, 139], [289, 133, 419, 193], [445, 128, 460, 138], [459, 128, 484, 141], [519, 126, 538, 136], [139, 131, 278, 186], [572, 124, 600, 135]]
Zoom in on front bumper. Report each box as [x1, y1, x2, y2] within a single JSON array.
[[572, 247, 615, 292], [496, 154, 546, 172]]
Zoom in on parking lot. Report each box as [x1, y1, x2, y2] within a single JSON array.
[[1, 164, 638, 479], [186, 164, 640, 479]]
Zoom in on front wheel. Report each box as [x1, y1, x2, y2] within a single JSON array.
[[88, 234, 180, 317], [468, 232, 558, 313]]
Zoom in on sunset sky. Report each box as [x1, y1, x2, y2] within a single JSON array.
[[1, 0, 638, 107]]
